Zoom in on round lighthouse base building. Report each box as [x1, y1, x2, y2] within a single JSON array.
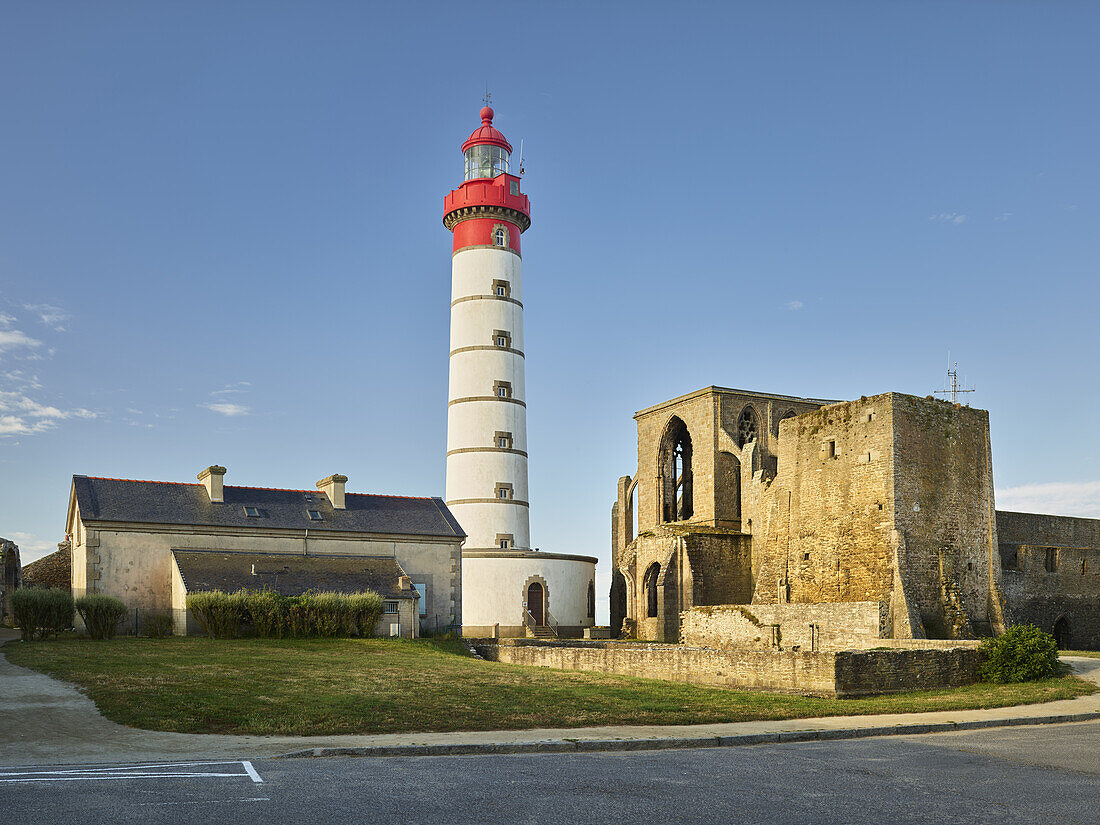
[[462, 550, 597, 638]]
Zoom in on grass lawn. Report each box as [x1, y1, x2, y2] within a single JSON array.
[[1063, 650, 1100, 659], [4, 637, 1095, 736]]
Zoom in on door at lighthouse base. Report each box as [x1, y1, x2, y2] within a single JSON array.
[[527, 583, 544, 626]]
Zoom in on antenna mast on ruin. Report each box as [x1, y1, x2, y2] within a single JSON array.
[[933, 359, 975, 403]]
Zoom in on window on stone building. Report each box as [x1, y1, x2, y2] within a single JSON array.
[[587, 580, 596, 619], [493, 279, 511, 298], [493, 330, 512, 349], [496, 432, 513, 449], [494, 227, 508, 247], [1045, 548, 1058, 573], [643, 563, 660, 618], [659, 416, 693, 523], [495, 484, 513, 500], [494, 380, 512, 398], [497, 534, 513, 549], [999, 544, 1018, 570], [824, 439, 837, 459], [736, 407, 758, 448], [383, 601, 399, 614]]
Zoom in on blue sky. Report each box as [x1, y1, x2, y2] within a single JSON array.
[[2, 3, 1098, 621]]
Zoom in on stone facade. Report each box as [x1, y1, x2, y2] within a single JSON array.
[[476, 638, 981, 698], [612, 387, 1099, 647], [0, 537, 22, 624], [997, 510, 1100, 649]]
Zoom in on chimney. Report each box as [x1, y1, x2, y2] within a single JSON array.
[[198, 465, 226, 503], [398, 575, 412, 591], [316, 474, 348, 509]]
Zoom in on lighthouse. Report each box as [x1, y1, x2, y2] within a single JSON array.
[[444, 105, 596, 638], [443, 106, 531, 553]]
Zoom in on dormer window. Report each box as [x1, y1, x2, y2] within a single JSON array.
[[243, 506, 262, 518], [307, 510, 323, 521]]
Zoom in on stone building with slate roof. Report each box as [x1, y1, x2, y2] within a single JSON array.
[[65, 467, 465, 637]]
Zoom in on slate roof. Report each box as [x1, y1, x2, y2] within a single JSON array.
[[71, 476, 465, 539], [172, 550, 418, 600]]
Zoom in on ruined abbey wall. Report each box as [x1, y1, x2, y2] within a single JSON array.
[[997, 510, 1100, 648]]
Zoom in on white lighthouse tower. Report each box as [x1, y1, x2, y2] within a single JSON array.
[[443, 105, 531, 554], [444, 105, 596, 638]]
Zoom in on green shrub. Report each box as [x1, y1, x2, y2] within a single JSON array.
[[143, 611, 174, 639], [979, 624, 1062, 683], [75, 594, 129, 640], [11, 587, 75, 640], [241, 590, 287, 638], [187, 588, 383, 639], [186, 590, 246, 639]]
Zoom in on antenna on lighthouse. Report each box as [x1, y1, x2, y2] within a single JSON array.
[[482, 86, 492, 107], [518, 138, 525, 176]]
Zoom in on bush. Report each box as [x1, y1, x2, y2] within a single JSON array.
[[186, 590, 246, 639], [75, 594, 129, 640], [187, 589, 383, 639], [143, 611, 174, 639], [241, 590, 287, 638], [979, 624, 1062, 683], [11, 588, 75, 640]]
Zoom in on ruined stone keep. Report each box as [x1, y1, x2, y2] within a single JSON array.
[[611, 387, 1100, 649]]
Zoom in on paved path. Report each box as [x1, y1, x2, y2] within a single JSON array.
[[2, 628, 1098, 765]]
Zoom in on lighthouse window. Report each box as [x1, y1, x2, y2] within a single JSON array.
[[493, 330, 512, 349], [496, 431, 513, 449], [493, 280, 510, 298], [464, 144, 510, 180], [493, 380, 512, 398], [495, 483, 514, 500], [494, 227, 507, 247]]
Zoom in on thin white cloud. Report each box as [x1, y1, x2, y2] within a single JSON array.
[[783, 300, 804, 311], [22, 303, 69, 332], [0, 390, 96, 437], [996, 481, 1100, 519], [211, 381, 253, 397], [202, 401, 250, 417], [929, 212, 968, 225], [994, 212, 1012, 222], [0, 328, 42, 351]]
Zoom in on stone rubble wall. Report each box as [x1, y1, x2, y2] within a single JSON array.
[[681, 602, 885, 651], [476, 639, 981, 698]]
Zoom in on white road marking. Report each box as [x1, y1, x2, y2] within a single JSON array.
[[0, 760, 263, 785], [242, 760, 263, 784]]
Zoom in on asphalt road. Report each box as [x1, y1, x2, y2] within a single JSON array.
[[3, 721, 1098, 825]]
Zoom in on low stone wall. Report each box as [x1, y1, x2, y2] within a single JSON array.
[[475, 639, 981, 698], [681, 602, 885, 651]]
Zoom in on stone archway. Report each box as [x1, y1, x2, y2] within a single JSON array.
[[1053, 615, 1071, 649]]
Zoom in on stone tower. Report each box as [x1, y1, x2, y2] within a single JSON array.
[[443, 106, 532, 553]]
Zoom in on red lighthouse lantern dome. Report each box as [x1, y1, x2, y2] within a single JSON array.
[[462, 106, 513, 180]]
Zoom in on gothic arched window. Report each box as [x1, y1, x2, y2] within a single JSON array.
[[643, 563, 661, 618], [736, 406, 758, 448], [659, 417, 692, 522]]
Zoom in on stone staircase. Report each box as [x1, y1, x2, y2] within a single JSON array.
[[526, 624, 557, 639]]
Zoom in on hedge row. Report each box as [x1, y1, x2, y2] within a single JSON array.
[[75, 594, 128, 640], [11, 588, 74, 640], [186, 589, 384, 639]]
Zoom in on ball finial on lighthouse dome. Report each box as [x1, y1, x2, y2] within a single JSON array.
[[480, 105, 494, 125]]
